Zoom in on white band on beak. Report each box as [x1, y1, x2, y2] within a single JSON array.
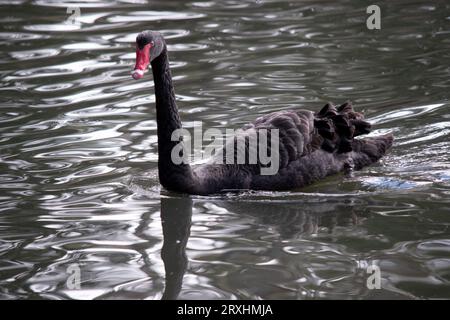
[[132, 69, 145, 80]]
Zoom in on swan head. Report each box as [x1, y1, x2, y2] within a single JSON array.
[[132, 30, 165, 80]]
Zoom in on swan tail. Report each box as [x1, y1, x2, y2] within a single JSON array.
[[350, 134, 394, 169]]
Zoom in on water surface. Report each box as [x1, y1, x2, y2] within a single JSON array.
[[0, 0, 449, 299]]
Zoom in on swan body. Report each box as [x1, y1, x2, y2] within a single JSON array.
[[132, 31, 393, 195]]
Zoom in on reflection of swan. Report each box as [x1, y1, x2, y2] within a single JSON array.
[[218, 200, 360, 239], [158, 196, 362, 299], [160, 196, 192, 300], [131, 30, 393, 195]]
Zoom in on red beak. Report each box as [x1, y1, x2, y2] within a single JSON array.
[[132, 43, 151, 80]]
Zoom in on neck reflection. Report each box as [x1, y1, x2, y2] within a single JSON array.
[[160, 196, 192, 300]]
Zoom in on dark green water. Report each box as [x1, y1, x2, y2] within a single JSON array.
[[0, 0, 449, 299]]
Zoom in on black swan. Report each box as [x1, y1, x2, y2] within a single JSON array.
[[131, 30, 393, 195]]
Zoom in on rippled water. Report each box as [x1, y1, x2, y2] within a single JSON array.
[[1, 0, 449, 299]]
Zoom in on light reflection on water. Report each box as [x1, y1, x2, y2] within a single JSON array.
[[0, 0, 449, 299]]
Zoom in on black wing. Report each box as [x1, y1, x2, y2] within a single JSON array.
[[217, 102, 372, 172]]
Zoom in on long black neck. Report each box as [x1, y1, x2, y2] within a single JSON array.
[[151, 46, 195, 192]]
